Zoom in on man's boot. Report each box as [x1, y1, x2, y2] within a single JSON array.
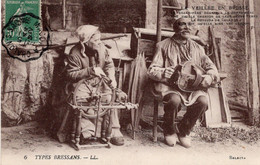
[[178, 134, 191, 148], [165, 133, 178, 146]]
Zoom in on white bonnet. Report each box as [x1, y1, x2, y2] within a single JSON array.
[[75, 25, 99, 57], [76, 25, 99, 43]]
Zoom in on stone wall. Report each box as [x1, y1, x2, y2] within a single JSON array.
[[145, 0, 248, 108], [1, 51, 55, 126], [1, 32, 73, 126]]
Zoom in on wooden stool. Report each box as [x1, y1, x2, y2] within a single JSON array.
[[70, 108, 111, 151]]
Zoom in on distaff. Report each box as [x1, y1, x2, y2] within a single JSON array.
[[26, 34, 127, 49]]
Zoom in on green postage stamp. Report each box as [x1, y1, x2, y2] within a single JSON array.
[[2, 0, 50, 62], [4, 0, 41, 43]]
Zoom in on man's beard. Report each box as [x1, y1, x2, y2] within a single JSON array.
[[179, 30, 191, 39]]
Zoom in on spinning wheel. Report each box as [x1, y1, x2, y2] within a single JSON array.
[[69, 76, 138, 150], [73, 76, 113, 119]]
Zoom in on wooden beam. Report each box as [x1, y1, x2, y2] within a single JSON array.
[[254, 0, 260, 124], [62, 0, 66, 29], [186, 0, 189, 9], [162, 6, 182, 10], [156, 0, 162, 43], [209, 26, 221, 70], [153, 99, 159, 142], [245, 0, 260, 125]]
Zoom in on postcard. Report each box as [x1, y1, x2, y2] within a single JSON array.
[[1, 0, 260, 165]]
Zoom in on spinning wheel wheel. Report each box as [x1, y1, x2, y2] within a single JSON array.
[[73, 76, 113, 119], [69, 76, 138, 150]]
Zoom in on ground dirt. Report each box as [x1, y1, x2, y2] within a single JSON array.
[[1, 121, 260, 165]]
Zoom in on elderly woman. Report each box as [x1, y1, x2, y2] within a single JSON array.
[[66, 25, 126, 146]]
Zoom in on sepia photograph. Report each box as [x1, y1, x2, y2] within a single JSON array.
[[1, 0, 260, 165]]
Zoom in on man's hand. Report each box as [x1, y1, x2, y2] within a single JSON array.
[[201, 75, 213, 88], [164, 66, 176, 78], [93, 67, 106, 77]]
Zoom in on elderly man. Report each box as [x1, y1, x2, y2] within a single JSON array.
[[147, 16, 219, 148], [66, 25, 126, 146]]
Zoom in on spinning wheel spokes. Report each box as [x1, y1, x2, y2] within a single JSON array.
[[73, 77, 111, 119]]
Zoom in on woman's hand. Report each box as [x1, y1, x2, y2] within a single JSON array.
[[93, 67, 106, 77], [201, 75, 213, 88]]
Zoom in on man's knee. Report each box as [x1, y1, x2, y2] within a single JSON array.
[[196, 96, 208, 108], [163, 94, 182, 107]]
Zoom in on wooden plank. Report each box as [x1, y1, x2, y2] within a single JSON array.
[[123, 62, 131, 92], [162, 6, 182, 10], [156, 0, 163, 43], [206, 88, 223, 125], [209, 26, 221, 70], [245, 0, 260, 125], [137, 39, 155, 57], [153, 99, 159, 142], [216, 39, 231, 124], [219, 84, 231, 124], [205, 87, 231, 128], [185, 0, 189, 9], [161, 28, 174, 32], [62, 0, 66, 29], [205, 30, 231, 127], [255, 0, 260, 110], [117, 68, 123, 89], [133, 28, 174, 37]]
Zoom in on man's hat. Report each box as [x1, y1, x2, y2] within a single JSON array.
[[172, 8, 199, 33], [172, 8, 194, 25]]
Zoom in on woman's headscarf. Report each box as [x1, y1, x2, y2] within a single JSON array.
[[75, 25, 99, 57]]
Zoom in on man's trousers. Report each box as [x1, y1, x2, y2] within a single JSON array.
[[162, 93, 208, 136]]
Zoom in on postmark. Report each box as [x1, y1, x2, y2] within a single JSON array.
[[2, 0, 50, 62]]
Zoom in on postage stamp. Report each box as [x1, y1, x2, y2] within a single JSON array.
[[4, 0, 40, 43], [2, 0, 50, 62]]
